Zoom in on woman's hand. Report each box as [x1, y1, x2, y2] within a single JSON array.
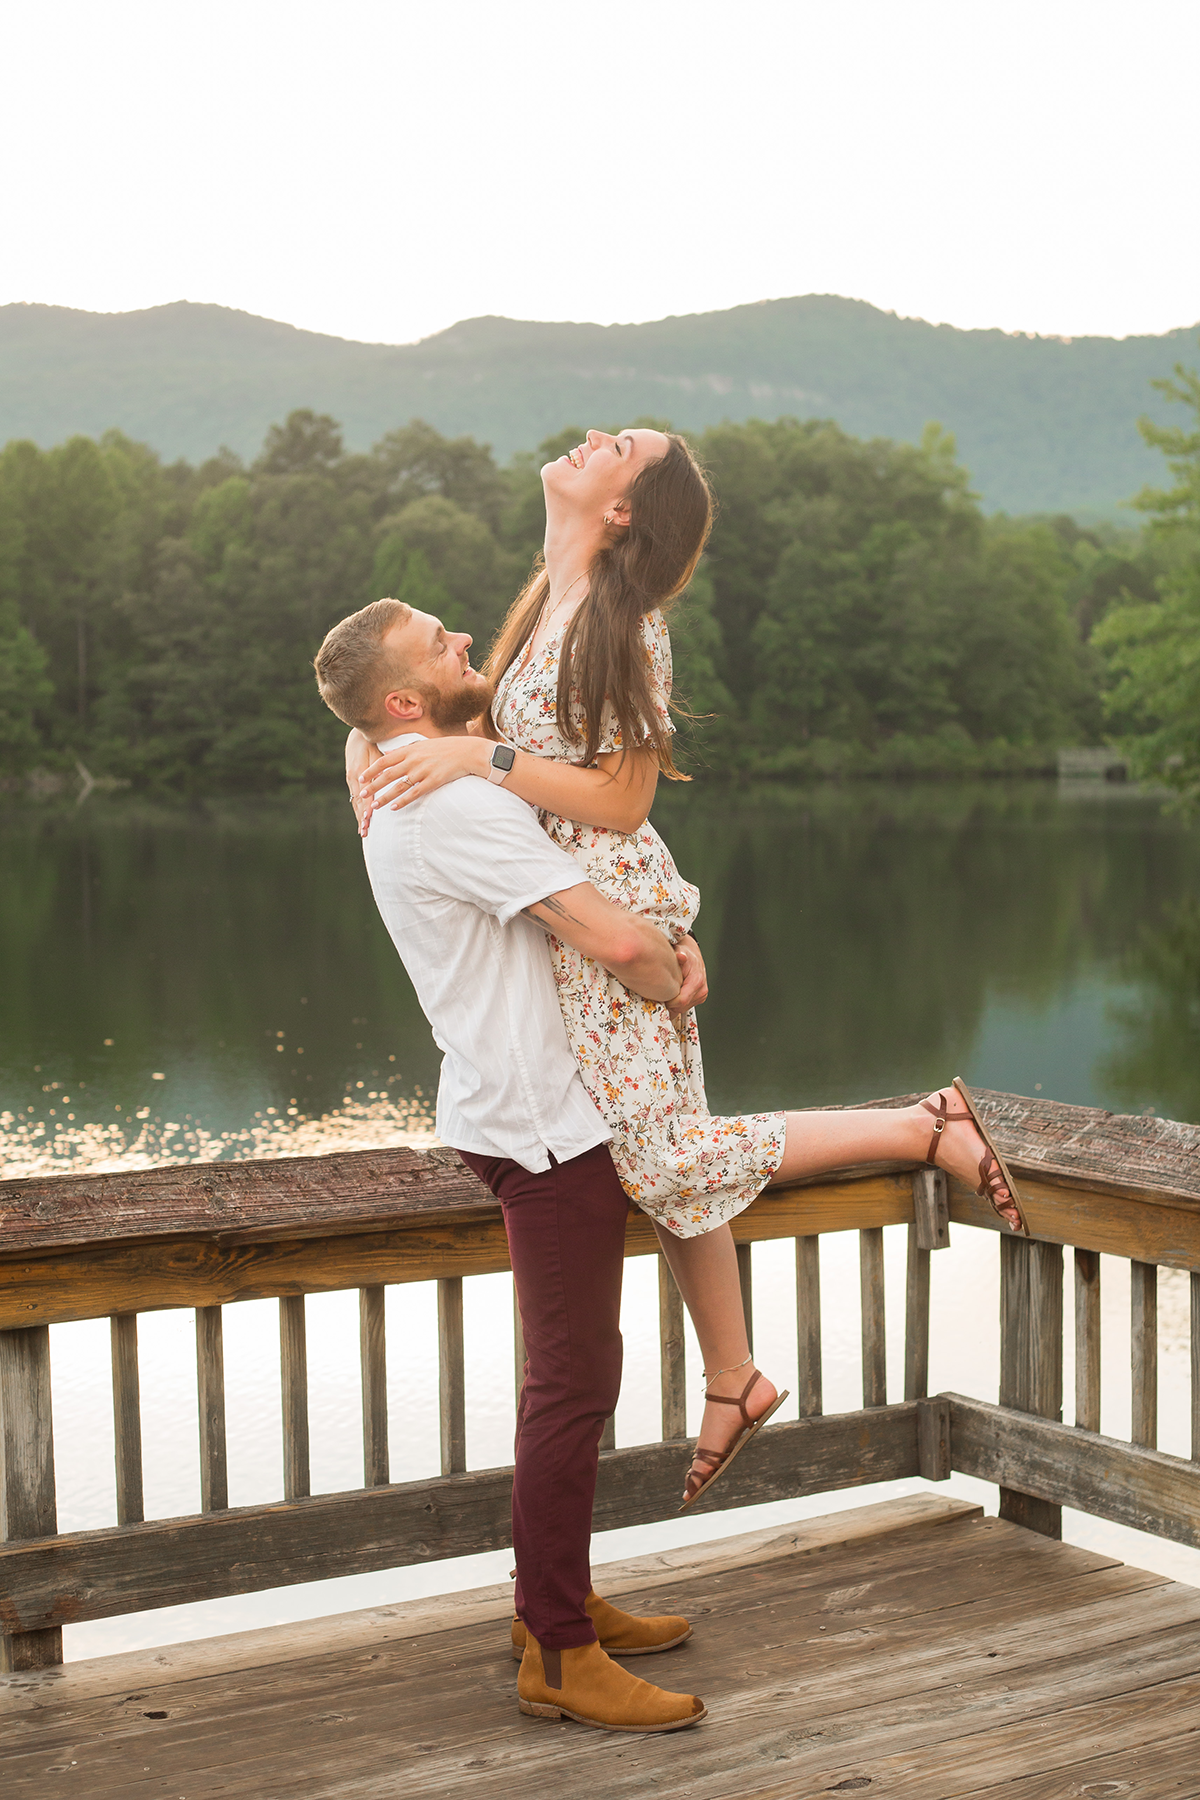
[[359, 734, 491, 812], [345, 730, 378, 837], [668, 934, 708, 1017]]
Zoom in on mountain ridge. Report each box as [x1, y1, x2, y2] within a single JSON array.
[[3, 294, 1197, 514]]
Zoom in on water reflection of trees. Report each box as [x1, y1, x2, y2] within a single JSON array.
[[4, 781, 1199, 1133], [0, 797, 437, 1129], [655, 781, 1200, 1118], [1098, 902, 1200, 1125]]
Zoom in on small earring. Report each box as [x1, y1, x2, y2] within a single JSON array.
[[603, 513, 613, 525]]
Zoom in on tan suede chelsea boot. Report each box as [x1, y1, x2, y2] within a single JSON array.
[[511, 1588, 692, 1660], [517, 1633, 706, 1731]]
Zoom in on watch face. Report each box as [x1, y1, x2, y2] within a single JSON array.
[[493, 746, 516, 772]]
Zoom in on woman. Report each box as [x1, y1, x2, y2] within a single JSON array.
[[351, 427, 1027, 1505]]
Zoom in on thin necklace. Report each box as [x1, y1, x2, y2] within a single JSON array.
[[538, 570, 588, 637]]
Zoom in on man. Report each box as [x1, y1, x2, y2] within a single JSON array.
[[314, 598, 707, 1734]]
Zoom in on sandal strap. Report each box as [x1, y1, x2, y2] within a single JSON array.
[[920, 1094, 974, 1168], [687, 1447, 726, 1471], [701, 1368, 762, 1429]]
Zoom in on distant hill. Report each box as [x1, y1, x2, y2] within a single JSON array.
[[2, 295, 1196, 514]]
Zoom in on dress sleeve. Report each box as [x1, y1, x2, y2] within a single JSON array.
[[591, 609, 677, 755]]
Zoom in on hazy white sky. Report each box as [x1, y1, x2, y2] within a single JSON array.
[[3, 0, 1197, 346]]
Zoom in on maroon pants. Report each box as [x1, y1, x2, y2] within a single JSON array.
[[458, 1142, 627, 1649]]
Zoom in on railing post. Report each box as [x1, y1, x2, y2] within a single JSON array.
[[998, 1236, 1063, 1538], [437, 1277, 466, 1476], [795, 1236, 822, 1417], [859, 1228, 887, 1407], [906, 1169, 949, 1402], [1073, 1250, 1101, 1432], [658, 1255, 687, 1442], [196, 1305, 229, 1512], [736, 1241, 754, 1355], [1192, 1272, 1200, 1465], [110, 1313, 144, 1526], [1131, 1261, 1158, 1449], [0, 1325, 62, 1670], [359, 1286, 389, 1488], [279, 1295, 311, 1500]]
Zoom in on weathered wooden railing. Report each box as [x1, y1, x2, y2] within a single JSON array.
[[2, 1091, 1199, 1674]]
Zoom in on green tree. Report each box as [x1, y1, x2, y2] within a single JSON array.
[[1094, 358, 1200, 804], [0, 609, 52, 768]]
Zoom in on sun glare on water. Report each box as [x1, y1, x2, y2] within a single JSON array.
[[0, 1092, 439, 1181]]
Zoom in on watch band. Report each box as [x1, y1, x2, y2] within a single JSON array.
[[487, 744, 516, 785]]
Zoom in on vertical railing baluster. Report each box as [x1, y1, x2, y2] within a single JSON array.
[[904, 1226, 930, 1402], [196, 1305, 228, 1512], [736, 1241, 754, 1356], [999, 1234, 1030, 1411], [359, 1286, 389, 1488], [1131, 1261, 1158, 1449], [860, 1227, 887, 1408], [110, 1313, 144, 1526], [999, 1236, 1063, 1538], [659, 1255, 687, 1441], [438, 1277, 466, 1475], [1192, 1272, 1200, 1464], [906, 1169, 948, 1402], [279, 1295, 310, 1500], [795, 1235, 822, 1417], [0, 1325, 61, 1671], [1074, 1250, 1101, 1432], [513, 1279, 526, 1410], [1029, 1243, 1064, 1425]]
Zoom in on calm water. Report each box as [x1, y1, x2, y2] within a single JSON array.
[[3, 776, 1199, 1658], [3, 777, 1199, 1160]]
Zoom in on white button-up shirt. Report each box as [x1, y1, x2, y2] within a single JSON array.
[[362, 735, 611, 1173]]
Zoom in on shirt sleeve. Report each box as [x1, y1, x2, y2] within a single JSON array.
[[418, 781, 590, 924]]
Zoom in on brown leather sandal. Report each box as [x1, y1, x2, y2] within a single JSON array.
[[923, 1076, 1029, 1236], [678, 1369, 789, 1514]]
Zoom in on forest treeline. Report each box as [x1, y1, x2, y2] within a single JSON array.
[[0, 393, 1195, 793]]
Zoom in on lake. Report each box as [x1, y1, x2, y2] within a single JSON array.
[[3, 775, 1199, 1658]]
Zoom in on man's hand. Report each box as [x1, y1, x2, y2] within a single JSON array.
[[669, 934, 708, 1017]]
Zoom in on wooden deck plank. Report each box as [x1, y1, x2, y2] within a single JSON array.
[[964, 1726, 1200, 1799], [0, 1494, 977, 1712], [2, 1519, 1186, 1797], [718, 1673, 1200, 1800], [6, 1505, 1200, 1799], [0, 1521, 1135, 1747], [24, 1593, 1200, 1800]]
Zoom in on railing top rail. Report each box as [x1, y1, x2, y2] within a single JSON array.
[[1, 1091, 1197, 1265], [864, 1089, 1200, 1210], [0, 1144, 496, 1261]]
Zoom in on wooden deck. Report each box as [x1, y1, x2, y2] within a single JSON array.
[[4, 1494, 1200, 1798]]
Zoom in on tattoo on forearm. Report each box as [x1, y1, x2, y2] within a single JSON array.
[[523, 894, 586, 930]]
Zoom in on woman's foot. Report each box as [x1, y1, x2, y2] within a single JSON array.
[[919, 1087, 1025, 1233], [683, 1365, 779, 1503]]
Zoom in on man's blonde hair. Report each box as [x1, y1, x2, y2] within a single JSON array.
[[314, 599, 414, 733]]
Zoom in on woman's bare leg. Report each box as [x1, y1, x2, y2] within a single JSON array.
[[652, 1087, 1018, 1500], [653, 1220, 779, 1499], [769, 1090, 1021, 1231]]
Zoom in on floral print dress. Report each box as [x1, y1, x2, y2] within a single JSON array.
[[491, 607, 786, 1238]]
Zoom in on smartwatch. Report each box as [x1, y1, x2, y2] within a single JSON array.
[[487, 743, 516, 785]]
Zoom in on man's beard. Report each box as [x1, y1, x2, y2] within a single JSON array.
[[420, 674, 495, 730]]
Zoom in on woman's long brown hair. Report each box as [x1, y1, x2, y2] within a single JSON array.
[[483, 435, 714, 779]]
